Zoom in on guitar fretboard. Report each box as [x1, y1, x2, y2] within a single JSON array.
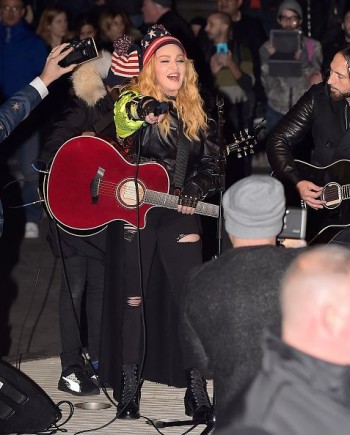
[[342, 184, 350, 200], [144, 190, 219, 218]]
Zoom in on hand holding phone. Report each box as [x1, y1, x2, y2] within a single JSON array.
[[58, 37, 98, 68], [216, 43, 228, 55]]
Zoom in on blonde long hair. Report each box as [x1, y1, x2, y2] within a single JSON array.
[[125, 55, 207, 140], [36, 6, 70, 48]]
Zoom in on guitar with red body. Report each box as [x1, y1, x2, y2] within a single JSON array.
[[43, 132, 258, 235], [43, 136, 220, 235]]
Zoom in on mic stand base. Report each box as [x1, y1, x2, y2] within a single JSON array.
[[147, 413, 215, 433]]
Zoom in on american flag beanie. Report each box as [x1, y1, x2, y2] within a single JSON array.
[[141, 24, 186, 66]]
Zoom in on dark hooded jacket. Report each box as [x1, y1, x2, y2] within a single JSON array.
[[217, 329, 350, 435]]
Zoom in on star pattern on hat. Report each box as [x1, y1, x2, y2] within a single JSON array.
[[12, 102, 20, 111], [148, 29, 157, 39], [141, 24, 170, 52]]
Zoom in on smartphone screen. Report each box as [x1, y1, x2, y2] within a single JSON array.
[[216, 43, 228, 54]]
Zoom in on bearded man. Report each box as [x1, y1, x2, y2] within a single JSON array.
[[266, 47, 350, 244]]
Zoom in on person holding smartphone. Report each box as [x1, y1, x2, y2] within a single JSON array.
[[204, 11, 255, 186], [0, 43, 76, 144], [0, 43, 76, 237]]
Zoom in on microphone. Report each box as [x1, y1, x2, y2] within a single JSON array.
[[154, 102, 169, 116]]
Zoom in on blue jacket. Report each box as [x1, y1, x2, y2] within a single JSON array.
[[0, 20, 47, 99], [0, 83, 42, 143]]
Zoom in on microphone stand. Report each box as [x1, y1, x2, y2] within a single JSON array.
[[216, 95, 227, 257], [146, 99, 227, 435]]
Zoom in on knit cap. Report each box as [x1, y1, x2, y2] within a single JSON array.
[[278, 0, 303, 18], [223, 175, 286, 239], [141, 24, 186, 66], [105, 35, 142, 87]]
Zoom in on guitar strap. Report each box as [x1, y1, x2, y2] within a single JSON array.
[[95, 108, 192, 192], [93, 91, 120, 136], [93, 110, 114, 135], [173, 118, 191, 193]]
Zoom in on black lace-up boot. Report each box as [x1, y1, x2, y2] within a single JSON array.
[[184, 368, 212, 421], [116, 363, 141, 419]]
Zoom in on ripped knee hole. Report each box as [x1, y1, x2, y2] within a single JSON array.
[[127, 296, 142, 307], [177, 233, 200, 243]]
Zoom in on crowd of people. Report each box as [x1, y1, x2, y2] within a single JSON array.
[[3, 0, 350, 433]]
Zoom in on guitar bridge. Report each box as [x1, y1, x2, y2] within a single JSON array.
[[90, 167, 105, 204]]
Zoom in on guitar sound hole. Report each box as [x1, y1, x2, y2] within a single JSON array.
[[322, 182, 341, 209], [117, 179, 145, 208]]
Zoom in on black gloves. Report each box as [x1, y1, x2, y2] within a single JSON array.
[[126, 95, 170, 121], [137, 96, 160, 119], [177, 182, 203, 208]]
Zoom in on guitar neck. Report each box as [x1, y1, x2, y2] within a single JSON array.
[[342, 184, 350, 200], [144, 190, 219, 218]]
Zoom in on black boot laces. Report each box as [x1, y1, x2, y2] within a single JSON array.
[[190, 373, 210, 407], [121, 365, 138, 402]]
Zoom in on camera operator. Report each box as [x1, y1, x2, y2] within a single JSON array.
[[259, 0, 323, 132]]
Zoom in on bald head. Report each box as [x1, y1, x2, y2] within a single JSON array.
[[281, 245, 350, 364]]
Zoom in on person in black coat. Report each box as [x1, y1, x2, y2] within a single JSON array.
[[40, 49, 121, 396], [99, 25, 220, 420], [217, 245, 350, 435], [180, 175, 305, 428], [266, 47, 350, 211]]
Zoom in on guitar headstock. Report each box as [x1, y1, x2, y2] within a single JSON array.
[[226, 123, 264, 158]]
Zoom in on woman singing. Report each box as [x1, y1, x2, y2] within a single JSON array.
[[99, 25, 220, 420]]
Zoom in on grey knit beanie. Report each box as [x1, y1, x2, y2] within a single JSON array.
[[223, 175, 286, 239], [278, 0, 303, 19]]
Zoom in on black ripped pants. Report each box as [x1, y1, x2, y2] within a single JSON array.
[[121, 208, 202, 366]]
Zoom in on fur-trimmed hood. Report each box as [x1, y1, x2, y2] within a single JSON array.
[[71, 50, 112, 107]]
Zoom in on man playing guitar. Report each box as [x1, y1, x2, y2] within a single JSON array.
[[266, 47, 350, 244]]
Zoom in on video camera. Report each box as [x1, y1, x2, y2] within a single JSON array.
[[277, 207, 307, 241]]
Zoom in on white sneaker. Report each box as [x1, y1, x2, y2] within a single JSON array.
[[25, 222, 39, 239]]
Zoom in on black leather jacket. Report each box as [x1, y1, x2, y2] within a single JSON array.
[[266, 82, 350, 186], [123, 103, 221, 199]]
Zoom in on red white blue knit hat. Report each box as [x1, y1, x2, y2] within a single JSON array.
[[141, 25, 186, 66], [106, 26, 186, 85], [106, 35, 142, 86]]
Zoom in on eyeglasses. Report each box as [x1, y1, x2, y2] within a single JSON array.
[[1, 5, 23, 12], [278, 15, 300, 25]]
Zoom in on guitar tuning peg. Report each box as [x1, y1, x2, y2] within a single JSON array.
[[250, 147, 254, 155]]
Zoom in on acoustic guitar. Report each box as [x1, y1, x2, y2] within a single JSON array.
[[279, 159, 350, 244], [42, 133, 257, 236]]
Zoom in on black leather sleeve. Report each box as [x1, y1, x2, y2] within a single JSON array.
[[266, 85, 317, 186], [184, 118, 221, 199]]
